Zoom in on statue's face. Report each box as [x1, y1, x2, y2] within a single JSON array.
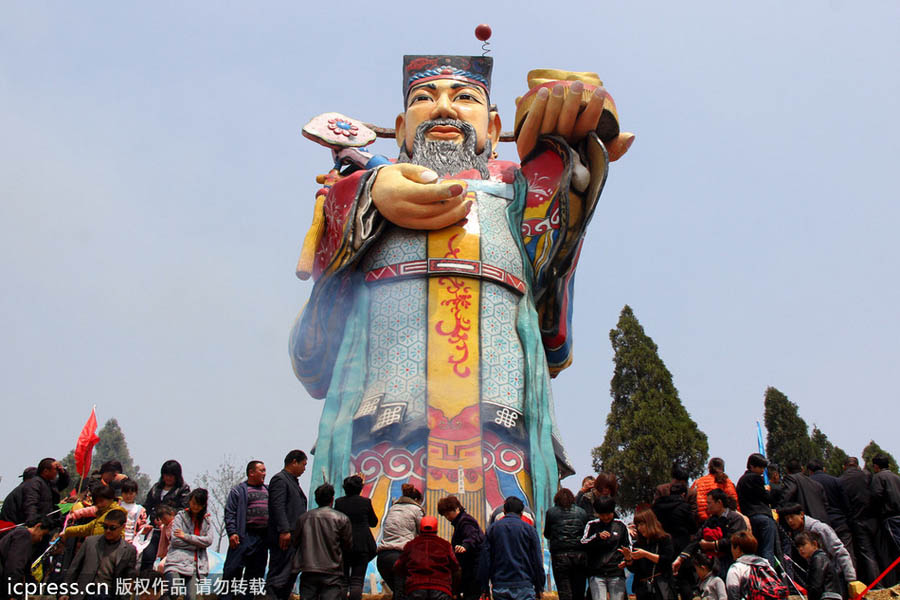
[[397, 78, 500, 155]]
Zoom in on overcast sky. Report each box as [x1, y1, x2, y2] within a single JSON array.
[[2, 2, 898, 498]]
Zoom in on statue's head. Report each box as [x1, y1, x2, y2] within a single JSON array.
[[396, 55, 501, 177]]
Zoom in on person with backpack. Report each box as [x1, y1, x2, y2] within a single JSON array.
[[724, 531, 787, 600]]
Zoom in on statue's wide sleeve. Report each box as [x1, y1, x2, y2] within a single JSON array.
[[519, 133, 609, 376], [290, 168, 386, 398]]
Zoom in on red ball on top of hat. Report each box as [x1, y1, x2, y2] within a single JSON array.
[[475, 24, 492, 41]]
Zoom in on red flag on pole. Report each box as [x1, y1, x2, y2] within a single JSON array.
[[74, 406, 100, 479]]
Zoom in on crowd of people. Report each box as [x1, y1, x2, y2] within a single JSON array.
[[1, 450, 899, 600]]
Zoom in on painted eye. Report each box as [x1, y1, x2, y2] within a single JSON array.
[[410, 94, 432, 105]]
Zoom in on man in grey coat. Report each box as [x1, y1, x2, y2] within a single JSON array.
[[778, 504, 857, 593], [265, 450, 308, 600], [61, 510, 137, 600]]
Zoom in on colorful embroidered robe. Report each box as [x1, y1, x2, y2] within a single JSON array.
[[290, 134, 610, 535]]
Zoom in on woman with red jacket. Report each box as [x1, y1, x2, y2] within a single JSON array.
[[691, 458, 739, 522]]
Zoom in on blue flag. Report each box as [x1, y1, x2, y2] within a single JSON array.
[[757, 421, 769, 485]]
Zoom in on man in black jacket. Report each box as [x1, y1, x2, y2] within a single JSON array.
[[774, 459, 831, 524], [794, 531, 843, 600], [580, 496, 629, 600], [807, 459, 854, 565], [839, 457, 881, 586], [574, 477, 595, 517], [652, 482, 695, 600], [0, 469, 36, 528], [21, 458, 69, 526], [543, 488, 589, 600], [870, 453, 900, 582], [0, 517, 52, 599], [478, 497, 545, 600], [333, 475, 378, 600], [673, 488, 747, 577], [736, 453, 776, 567], [266, 450, 308, 600], [437, 496, 484, 600], [292, 484, 352, 600]]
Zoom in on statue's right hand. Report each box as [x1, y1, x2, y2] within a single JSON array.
[[371, 164, 470, 230]]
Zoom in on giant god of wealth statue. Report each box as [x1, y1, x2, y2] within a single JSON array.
[[289, 38, 633, 534]]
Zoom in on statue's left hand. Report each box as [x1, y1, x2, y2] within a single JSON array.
[[516, 81, 605, 160]]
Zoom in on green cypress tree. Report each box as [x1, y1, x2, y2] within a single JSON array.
[[810, 426, 848, 475], [763, 387, 815, 468], [862, 440, 898, 473], [826, 446, 850, 476], [61, 418, 151, 493], [593, 305, 709, 511]]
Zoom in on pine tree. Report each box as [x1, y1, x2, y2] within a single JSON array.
[[810, 426, 848, 475], [862, 440, 898, 473], [61, 418, 151, 493], [763, 387, 815, 468], [593, 305, 709, 511]]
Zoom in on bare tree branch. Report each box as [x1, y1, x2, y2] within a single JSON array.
[[195, 454, 247, 553]]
